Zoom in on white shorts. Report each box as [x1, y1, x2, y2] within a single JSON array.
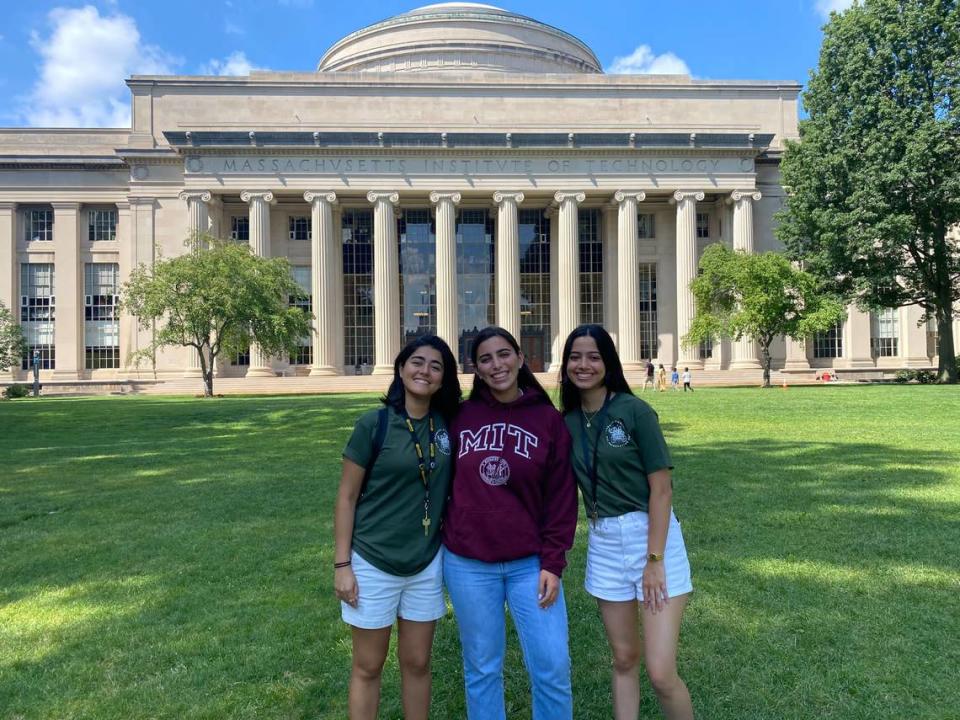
[[341, 549, 446, 629], [585, 510, 693, 602]]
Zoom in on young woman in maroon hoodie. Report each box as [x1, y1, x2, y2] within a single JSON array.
[[442, 326, 578, 720]]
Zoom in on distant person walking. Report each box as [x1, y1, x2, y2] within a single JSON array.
[[670, 367, 680, 391], [656, 364, 667, 392], [682, 368, 693, 392], [642, 360, 655, 392]]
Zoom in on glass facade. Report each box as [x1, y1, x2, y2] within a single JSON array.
[[399, 208, 437, 346], [342, 208, 374, 374], [518, 208, 551, 371], [84, 263, 119, 369], [457, 208, 495, 369], [20, 263, 56, 369], [289, 265, 312, 366], [639, 263, 658, 361], [578, 208, 603, 325]]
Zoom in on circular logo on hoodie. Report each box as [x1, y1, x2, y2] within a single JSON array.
[[479, 455, 510, 486]]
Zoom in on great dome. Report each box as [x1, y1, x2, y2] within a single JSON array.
[[317, 3, 602, 74]]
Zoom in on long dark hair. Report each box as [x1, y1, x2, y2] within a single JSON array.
[[468, 325, 552, 406], [382, 335, 461, 423], [559, 324, 634, 414]]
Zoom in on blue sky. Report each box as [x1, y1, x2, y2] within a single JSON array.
[[0, 0, 853, 128]]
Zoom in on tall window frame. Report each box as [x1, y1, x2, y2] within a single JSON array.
[[639, 262, 658, 361], [24, 207, 54, 243], [456, 208, 496, 369], [288, 216, 311, 241], [84, 263, 120, 369], [696, 212, 710, 239], [578, 208, 603, 325], [399, 208, 437, 347], [518, 208, 551, 372], [342, 208, 374, 374], [88, 208, 118, 242], [870, 308, 899, 358], [813, 322, 844, 359], [20, 263, 56, 369], [637, 212, 655, 239], [288, 265, 312, 366]]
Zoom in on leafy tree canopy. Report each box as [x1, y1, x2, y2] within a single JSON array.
[[122, 236, 312, 396], [685, 244, 846, 386], [0, 302, 26, 373], [777, 0, 960, 382]]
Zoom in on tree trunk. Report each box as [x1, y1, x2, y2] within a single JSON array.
[[936, 308, 957, 384], [198, 342, 214, 397], [761, 343, 773, 388]]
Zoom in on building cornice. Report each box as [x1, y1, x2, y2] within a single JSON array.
[[0, 155, 126, 170]]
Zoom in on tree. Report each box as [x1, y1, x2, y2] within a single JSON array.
[[685, 244, 846, 387], [122, 235, 312, 396], [777, 0, 960, 383], [0, 302, 26, 372]]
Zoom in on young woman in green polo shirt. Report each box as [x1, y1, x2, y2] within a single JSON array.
[[560, 324, 694, 720], [333, 335, 461, 720]]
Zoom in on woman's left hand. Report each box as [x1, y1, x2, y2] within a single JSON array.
[[642, 561, 669, 615], [537, 569, 560, 609]]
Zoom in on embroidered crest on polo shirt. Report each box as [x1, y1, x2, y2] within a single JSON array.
[[479, 455, 511, 486], [606, 420, 630, 447], [436, 429, 451, 455]]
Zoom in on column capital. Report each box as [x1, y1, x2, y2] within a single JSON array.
[[178, 190, 212, 203], [729, 190, 762, 203], [671, 190, 705, 204], [304, 190, 338, 204], [240, 190, 275, 204], [554, 191, 586, 204], [613, 190, 646, 204], [0, 202, 17, 211], [493, 191, 524, 205], [429, 191, 462, 205], [367, 191, 400, 205]]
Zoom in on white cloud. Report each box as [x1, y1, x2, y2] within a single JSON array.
[[23, 5, 179, 128], [606, 45, 691, 75], [224, 20, 244, 36], [199, 51, 263, 76], [815, 0, 855, 19]]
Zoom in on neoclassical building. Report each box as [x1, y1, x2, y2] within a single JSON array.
[[0, 3, 949, 386]]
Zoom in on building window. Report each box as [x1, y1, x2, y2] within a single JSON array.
[[20, 263, 55, 369], [342, 209, 374, 375], [637, 213, 655, 239], [84, 263, 120, 369], [457, 208, 495, 369], [927, 316, 938, 358], [400, 209, 437, 348], [88, 209, 117, 242], [639, 263, 658, 360], [24, 208, 54, 242], [289, 265, 312, 365], [579, 208, 603, 325], [870, 308, 899, 357], [288, 216, 311, 241], [696, 213, 710, 239], [699, 337, 714, 360], [518, 208, 551, 372], [232, 347, 250, 366], [230, 216, 249, 242], [814, 322, 844, 359]]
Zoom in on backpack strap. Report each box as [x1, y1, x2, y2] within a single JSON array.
[[359, 406, 389, 500]]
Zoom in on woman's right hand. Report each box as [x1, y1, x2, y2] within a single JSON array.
[[334, 566, 359, 608]]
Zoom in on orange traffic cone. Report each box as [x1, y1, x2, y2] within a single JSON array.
[[781, 377, 788, 390]]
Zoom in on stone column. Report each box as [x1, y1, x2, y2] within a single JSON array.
[[121, 198, 156, 378], [431, 191, 461, 359], [241, 191, 276, 377], [0, 202, 16, 379], [729, 191, 763, 369], [614, 191, 646, 370], [305, 191, 339, 376], [52, 202, 82, 379], [900, 304, 930, 367], [842, 306, 875, 368], [493, 191, 524, 341], [367, 191, 401, 375], [784, 336, 811, 370], [547, 207, 561, 371], [555, 191, 585, 358], [602, 204, 618, 347], [673, 191, 704, 368], [179, 191, 213, 377]]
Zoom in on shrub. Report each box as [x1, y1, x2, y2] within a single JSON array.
[[895, 369, 936, 384], [3, 383, 30, 399]]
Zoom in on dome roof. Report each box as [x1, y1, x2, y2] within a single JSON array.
[[317, 3, 602, 74]]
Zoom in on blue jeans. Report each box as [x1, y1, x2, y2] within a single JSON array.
[[443, 549, 573, 720]]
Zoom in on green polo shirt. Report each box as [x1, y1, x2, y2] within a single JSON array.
[[564, 393, 673, 518], [343, 407, 453, 576]]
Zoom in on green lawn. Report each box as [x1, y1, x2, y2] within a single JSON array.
[[1, 386, 958, 719]]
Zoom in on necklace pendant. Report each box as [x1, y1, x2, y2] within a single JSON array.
[[422, 516, 431, 536], [585, 420, 591, 428]]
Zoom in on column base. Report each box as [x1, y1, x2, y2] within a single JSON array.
[[729, 359, 763, 370], [902, 356, 934, 369], [783, 359, 812, 371], [182, 368, 203, 379], [310, 365, 340, 377], [372, 364, 394, 376], [51, 370, 81, 381], [245, 366, 276, 378], [838, 358, 876, 369], [621, 361, 645, 372], [676, 358, 704, 370]]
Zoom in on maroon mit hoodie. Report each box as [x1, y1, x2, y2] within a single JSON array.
[[442, 386, 578, 577]]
